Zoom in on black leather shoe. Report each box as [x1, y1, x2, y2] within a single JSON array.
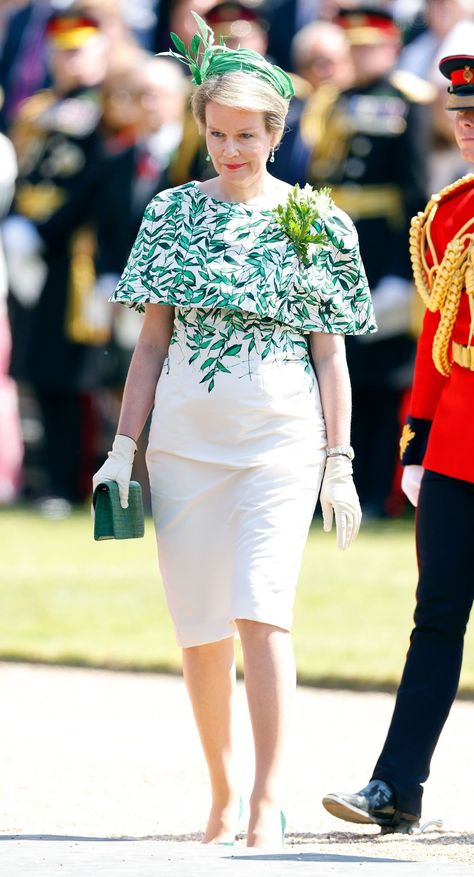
[[322, 780, 419, 831]]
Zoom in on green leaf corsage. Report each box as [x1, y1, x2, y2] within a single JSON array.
[[272, 184, 333, 264]]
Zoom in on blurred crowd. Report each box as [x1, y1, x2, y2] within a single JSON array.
[[0, 0, 473, 518]]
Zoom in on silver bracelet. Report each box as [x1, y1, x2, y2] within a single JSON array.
[[326, 445, 355, 461]]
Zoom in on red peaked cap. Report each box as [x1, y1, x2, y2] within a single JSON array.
[[334, 6, 400, 44], [439, 54, 474, 111], [46, 12, 100, 49]]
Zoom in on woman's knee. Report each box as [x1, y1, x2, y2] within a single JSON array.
[[235, 619, 289, 641]]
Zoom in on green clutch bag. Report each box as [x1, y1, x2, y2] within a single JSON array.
[[93, 480, 145, 541]]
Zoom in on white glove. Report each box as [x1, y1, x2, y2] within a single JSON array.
[[92, 434, 137, 509], [94, 273, 120, 299], [2, 215, 46, 306], [2, 215, 42, 255], [401, 464, 424, 508], [320, 455, 361, 550], [114, 306, 142, 350]]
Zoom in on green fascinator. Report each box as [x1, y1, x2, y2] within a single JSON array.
[[163, 11, 294, 101]]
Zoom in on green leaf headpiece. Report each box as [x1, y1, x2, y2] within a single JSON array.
[[162, 11, 294, 101]]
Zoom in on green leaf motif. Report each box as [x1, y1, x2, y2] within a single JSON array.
[[170, 32, 187, 54], [190, 33, 201, 56]]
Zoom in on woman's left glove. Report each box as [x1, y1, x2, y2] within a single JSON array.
[[320, 455, 361, 550], [92, 434, 137, 509]]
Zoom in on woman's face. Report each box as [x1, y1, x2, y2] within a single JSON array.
[[205, 102, 277, 188]]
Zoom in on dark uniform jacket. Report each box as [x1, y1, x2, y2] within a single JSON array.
[[9, 86, 113, 391], [99, 137, 171, 264], [95, 135, 173, 383], [271, 95, 312, 187], [306, 74, 429, 389]]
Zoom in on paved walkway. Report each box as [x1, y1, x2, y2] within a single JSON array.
[[2, 839, 473, 877], [0, 663, 473, 876]]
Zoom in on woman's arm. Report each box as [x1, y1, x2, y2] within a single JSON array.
[[93, 303, 174, 507], [117, 303, 175, 441], [309, 332, 351, 448], [310, 331, 360, 550]]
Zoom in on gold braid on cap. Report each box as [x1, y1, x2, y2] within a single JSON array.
[[409, 174, 474, 376]]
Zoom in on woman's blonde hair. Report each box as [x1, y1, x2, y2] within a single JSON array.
[[191, 71, 289, 140]]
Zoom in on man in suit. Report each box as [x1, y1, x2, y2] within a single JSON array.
[[322, 53, 474, 833]]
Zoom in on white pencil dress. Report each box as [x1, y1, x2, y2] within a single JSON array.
[[112, 182, 375, 647]]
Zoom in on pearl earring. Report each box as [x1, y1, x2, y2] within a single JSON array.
[[269, 147, 275, 163], [206, 153, 211, 162]]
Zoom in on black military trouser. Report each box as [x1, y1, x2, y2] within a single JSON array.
[[371, 469, 474, 818]]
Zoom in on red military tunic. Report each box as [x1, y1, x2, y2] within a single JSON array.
[[400, 174, 474, 482]]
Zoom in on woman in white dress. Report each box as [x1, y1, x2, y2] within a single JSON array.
[[93, 13, 376, 848]]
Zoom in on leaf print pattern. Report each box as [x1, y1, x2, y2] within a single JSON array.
[[113, 182, 376, 330], [170, 307, 313, 392], [111, 181, 377, 389]]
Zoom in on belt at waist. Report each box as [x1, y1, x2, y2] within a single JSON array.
[[330, 185, 403, 225], [452, 340, 474, 371]]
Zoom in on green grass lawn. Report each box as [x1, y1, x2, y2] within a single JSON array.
[[1, 507, 473, 693]]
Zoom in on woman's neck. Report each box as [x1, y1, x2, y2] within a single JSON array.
[[214, 172, 277, 205]]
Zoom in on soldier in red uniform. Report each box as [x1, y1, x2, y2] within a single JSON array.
[[321, 55, 474, 832]]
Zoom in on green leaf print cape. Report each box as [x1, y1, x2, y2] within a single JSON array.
[[111, 181, 376, 337]]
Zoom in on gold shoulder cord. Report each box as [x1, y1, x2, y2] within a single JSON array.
[[409, 174, 474, 376], [303, 85, 351, 183]]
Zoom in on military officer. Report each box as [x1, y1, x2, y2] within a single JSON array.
[[306, 7, 431, 517], [6, 8, 112, 514], [322, 54, 474, 832]]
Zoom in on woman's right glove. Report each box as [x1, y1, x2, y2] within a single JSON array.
[[401, 464, 424, 508], [320, 455, 361, 551], [92, 434, 137, 509]]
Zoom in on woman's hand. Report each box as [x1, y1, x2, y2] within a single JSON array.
[[320, 455, 361, 550], [401, 464, 424, 508], [92, 434, 137, 509]]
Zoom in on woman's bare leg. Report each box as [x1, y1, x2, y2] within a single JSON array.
[[236, 619, 296, 848], [182, 637, 240, 843]]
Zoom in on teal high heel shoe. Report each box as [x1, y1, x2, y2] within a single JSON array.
[[216, 797, 244, 846], [245, 806, 286, 847]]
